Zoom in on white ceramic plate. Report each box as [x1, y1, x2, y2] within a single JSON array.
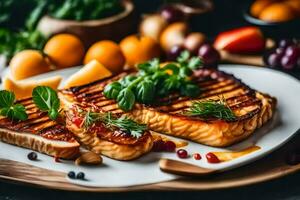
[[0, 65, 300, 187]]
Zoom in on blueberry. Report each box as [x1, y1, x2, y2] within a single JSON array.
[[67, 171, 76, 179], [27, 152, 38, 161], [76, 172, 85, 180]]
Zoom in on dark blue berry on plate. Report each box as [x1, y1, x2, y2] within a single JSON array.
[[27, 152, 38, 161], [67, 171, 76, 179], [76, 172, 85, 180]]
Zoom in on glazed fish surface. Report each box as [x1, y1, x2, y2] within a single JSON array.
[[0, 97, 80, 159], [60, 68, 276, 147], [61, 102, 153, 161]]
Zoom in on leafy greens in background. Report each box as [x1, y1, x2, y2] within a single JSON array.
[[0, 0, 123, 60], [0, 29, 46, 60]]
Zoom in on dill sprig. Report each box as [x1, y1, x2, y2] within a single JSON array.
[[83, 111, 147, 138], [185, 98, 236, 121]]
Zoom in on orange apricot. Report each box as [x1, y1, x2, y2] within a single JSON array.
[[84, 40, 125, 74], [44, 34, 85, 69], [120, 35, 161, 67], [9, 50, 51, 80]]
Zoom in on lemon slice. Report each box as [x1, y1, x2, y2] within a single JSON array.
[[64, 60, 112, 88], [3, 76, 62, 99]]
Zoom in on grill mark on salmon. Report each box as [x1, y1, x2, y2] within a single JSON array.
[[61, 68, 277, 147], [0, 99, 77, 143]]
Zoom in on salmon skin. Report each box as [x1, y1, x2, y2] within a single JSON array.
[[0, 97, 80, 159], [61, 69, 277, 147]]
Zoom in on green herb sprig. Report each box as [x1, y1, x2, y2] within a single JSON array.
[[32, 86, 60, 120], [84, 111, 146, 138], [0, 90, 28, 121], [185, 98, 236, 121], [104, 51, 203, 111]]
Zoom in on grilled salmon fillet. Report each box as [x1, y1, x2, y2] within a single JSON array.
[[60, 69, 276, 147], [0, 97, 80, 159], [60, 102, 153, 161]]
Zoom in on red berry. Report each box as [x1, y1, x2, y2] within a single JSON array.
[[152, 140, 165, 152], [177, 149, 188, 158], [193, 153, 202, 160], [206, 152, 220, 163], [164, 141, 176, 152]]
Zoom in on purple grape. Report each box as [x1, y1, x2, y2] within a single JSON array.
[[160, 5, 184, 23], [281, 55, 297, 70], [275, 47, 285, 54], [267, 53, 282, 68], [279, 39, 294, 49], [167, 45, 185, 61], [285, 45, 300, 57], [198, 44, 220, 67]]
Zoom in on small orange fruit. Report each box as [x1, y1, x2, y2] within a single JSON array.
[[250, 0, 275, 17], [10, 50, 51, 80], [84, 40, 125, 74], [44, 34, 85, 69], [120, 35, 161, 67], [259, 3, 296, 22]]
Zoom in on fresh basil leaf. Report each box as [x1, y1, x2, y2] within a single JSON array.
[[103, 82, 122, 99], [136, 80, 155, 104], [138, 58, 160, 73], [179, 67, 193, 78], [118, 75, 136, 87], [0, 104, 28, 121], [32, 86, 60, 120], [188, 57, 203, 70], [117, 88, 135, 111], [164, 75, 181, 91], [0, 90, 15, 108], [177, 51, 190, 64]]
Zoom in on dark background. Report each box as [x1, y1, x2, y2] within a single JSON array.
[[0, 0, 300, 199]]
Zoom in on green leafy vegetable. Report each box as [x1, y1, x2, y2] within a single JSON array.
[[0, 90, 28, 121], [32, 86, 60, 120], [103, 51, 203, 111], [49, 0, 124, 21], [0, 28, 46, 60], [116, 89, 135, 111], [185, 98, 236, 121], [83, 111, 146, 138]]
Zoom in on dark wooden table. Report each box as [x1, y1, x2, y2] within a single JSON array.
[[1, 0, 300, 199]]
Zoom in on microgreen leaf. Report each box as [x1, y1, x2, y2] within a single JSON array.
[[103, 82, 122, 99], [135, 80, 155, 104], [116, 88, 135, 111], [188, 57, 203, 69], [32, 86, 60, 120], [0, 90, 28, 121], [0, 90, 15, 108]]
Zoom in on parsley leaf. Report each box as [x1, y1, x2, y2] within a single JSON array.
[[32, 86, 60, 120], [0, 90, 28, 121]]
